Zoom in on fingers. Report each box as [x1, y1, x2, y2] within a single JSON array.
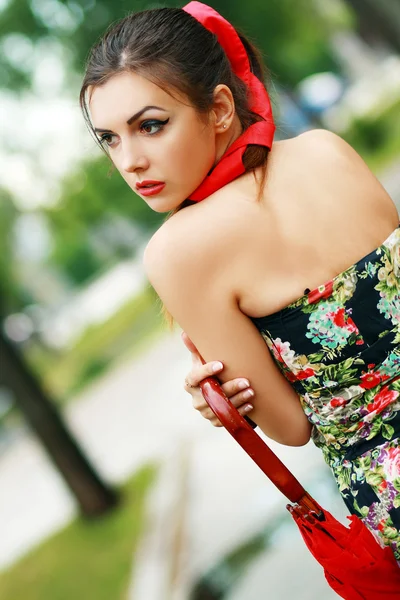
[[181, 331, 199, 355], [183, 360, 224, 390], [190, 383, 254, 425], [180, 333, 255, 428], [181, 332, 207, 372], [198, 400, 255, 427], [220, 378, 251, 399]]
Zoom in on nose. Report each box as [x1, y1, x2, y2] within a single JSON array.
[[120, 139, 150, 173]]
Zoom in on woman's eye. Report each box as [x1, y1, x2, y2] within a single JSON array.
[[99, 133, 118, 148], [140, 118, 169, 135]]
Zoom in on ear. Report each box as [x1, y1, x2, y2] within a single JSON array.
[[211, 84, 236, 133]]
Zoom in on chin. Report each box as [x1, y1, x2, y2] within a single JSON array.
[[145, 196, 186, 214], [153, 188, 193, 212]]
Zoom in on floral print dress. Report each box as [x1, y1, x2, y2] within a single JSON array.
[[251, 225, 400, 564]]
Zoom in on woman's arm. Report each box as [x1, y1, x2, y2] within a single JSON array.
[[144, 221, 312, 447], [181, 331, 256, 425]]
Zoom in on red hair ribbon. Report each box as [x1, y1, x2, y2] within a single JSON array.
[[183, 1, 275, 202]]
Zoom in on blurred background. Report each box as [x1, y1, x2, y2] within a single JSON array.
[[0, 0, 399, 598]]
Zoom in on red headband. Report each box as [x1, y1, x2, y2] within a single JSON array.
[[183, 1, 275, 202]]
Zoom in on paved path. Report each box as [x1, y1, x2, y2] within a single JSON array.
[[0, 331, 199, 570]]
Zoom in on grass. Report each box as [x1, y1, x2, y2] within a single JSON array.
[[0, 464, 157, 600], [25, 285, 166, 403]]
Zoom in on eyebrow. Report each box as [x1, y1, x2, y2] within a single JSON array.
[[94, 105, 167, 133]]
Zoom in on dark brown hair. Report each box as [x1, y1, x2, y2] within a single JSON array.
[[80, 7, 272, 195], [80, 6, 272, 326]]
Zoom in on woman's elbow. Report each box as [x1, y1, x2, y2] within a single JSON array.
[[281, 421, 312, 447], [259, 420, 312, 447], [285, 431, 312, 447]]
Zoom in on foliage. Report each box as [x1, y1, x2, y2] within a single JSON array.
[[0, 463, 157, 600], [0, 0, 337, 93], [342, 99, 400, 172], [45, 154, 163, 284], [0, 192, 35, 315], [219, 0, 338, 87], [49, 154, 163, 230], [0, 191, 18, 313], [0, 0, 176, 92]]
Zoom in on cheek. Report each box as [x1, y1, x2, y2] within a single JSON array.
[[168, 124, 215, 179]]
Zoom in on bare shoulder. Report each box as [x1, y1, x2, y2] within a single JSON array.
[[292, 128, 340, 146], [291, 128, 366, 165], [270, 129, 368, 187], [271, 128, 378, 197], [143, 203, 228, 293], [288, 129, 391, 189], [283, 129, 397, 218], [144, 211, 196, 283]]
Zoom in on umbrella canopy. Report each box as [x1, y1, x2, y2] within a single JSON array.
[[288, 502, 400, 599], [199, 376, 400, 599]]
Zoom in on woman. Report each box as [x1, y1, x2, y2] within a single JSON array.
[[80, 2, 400, 563]]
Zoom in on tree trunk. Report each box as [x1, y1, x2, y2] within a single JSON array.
[[344, 0, 400, 54], [0, 329, 119, 517]]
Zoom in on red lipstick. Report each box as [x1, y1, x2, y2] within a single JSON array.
[[136, 180, 166, 197]]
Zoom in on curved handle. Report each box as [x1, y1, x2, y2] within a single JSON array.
[[199, 376, 318, 509]]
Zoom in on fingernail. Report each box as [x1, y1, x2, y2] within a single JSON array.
[[244, 404, 254, 412], [212, 362, 223, 372], [238, 379, 249, 390], [243, 389, 254, 399]]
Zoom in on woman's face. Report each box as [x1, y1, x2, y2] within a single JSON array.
[[89, 71, 217, 212]]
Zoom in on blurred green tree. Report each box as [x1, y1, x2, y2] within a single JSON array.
[[0, 191, 118, 517], [45, 155, 164, 284], [0, 190, 21, 314], [0, 0, 176, 92], [0, 0, 336, 93], [0, 193, 118, 517], [216, 0, 337, 87]]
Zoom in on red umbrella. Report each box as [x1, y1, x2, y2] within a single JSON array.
[[199, 375, 400, 599]]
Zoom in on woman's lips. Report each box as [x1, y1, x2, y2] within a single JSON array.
[[136, 181, 166, 197]]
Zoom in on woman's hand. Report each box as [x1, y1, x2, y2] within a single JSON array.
[[181, 332, 255, 427]]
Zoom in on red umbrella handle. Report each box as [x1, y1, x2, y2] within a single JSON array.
[[199, 376, 321, 515]]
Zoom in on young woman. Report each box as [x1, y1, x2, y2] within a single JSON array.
[[80, 2, 400, 564]]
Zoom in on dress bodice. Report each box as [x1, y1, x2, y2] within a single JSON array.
[[251, 225, 400, 459]]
